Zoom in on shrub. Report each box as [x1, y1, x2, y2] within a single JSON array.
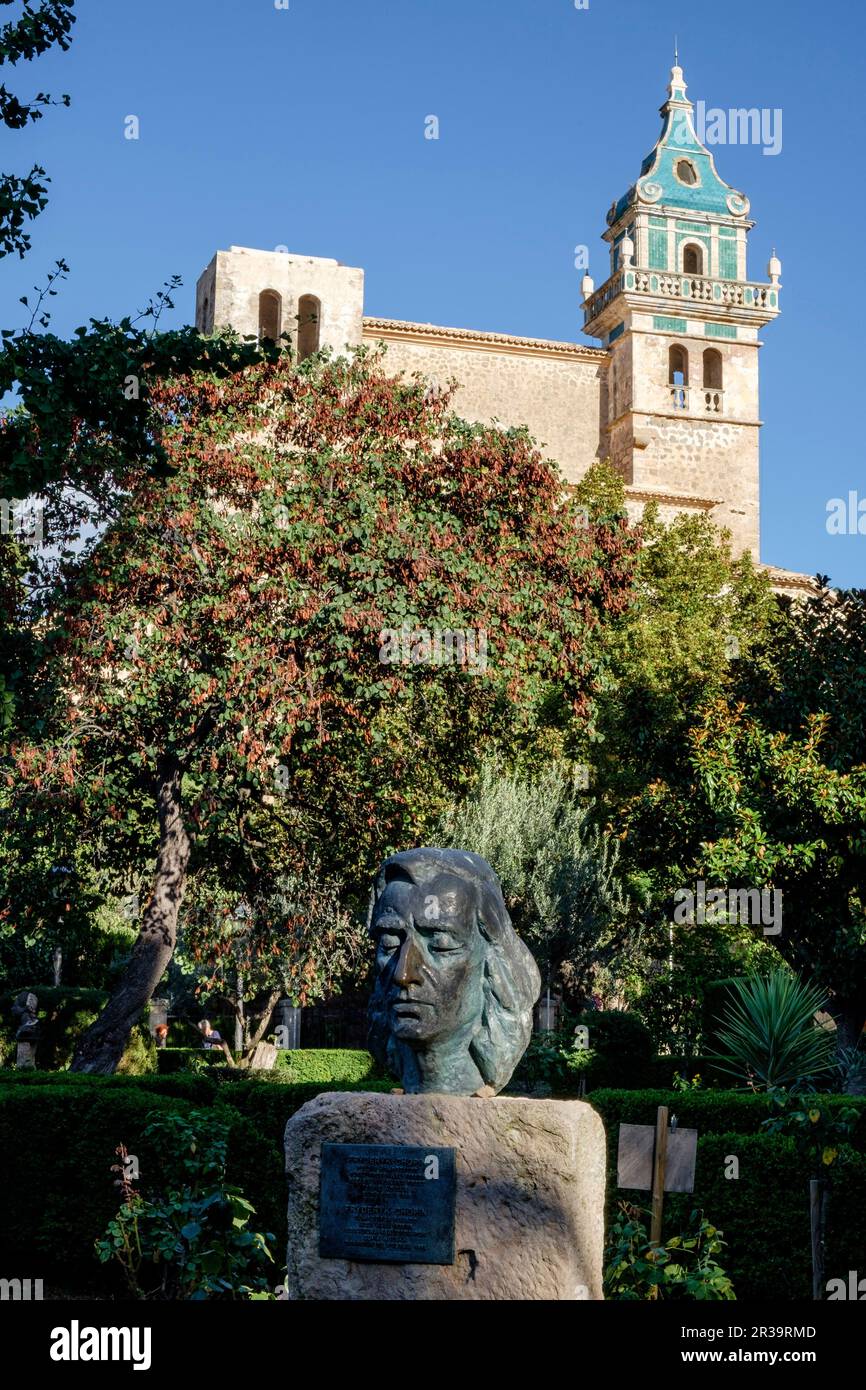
[[649, 1055, 727, 1089], [436, 761, 633, 1000], [272, 1048, 381, 1085], [509, 1031, 593, 1094], [511, 1013, 655, 1095], [156, 1048, 231, 1075], [0, 1073, 393, 1289], [0, 1082, 192, 1288], [95, 1109, 275, 1299], [590, 1089, 866, 1300], [577, 1010, 655, 1090], [604, 1202, 735, 1300]]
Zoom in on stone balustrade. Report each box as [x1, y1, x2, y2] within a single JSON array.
[[584, 268, 780, 326]]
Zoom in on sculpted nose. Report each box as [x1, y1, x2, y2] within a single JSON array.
[[394, 935, 423, 988]]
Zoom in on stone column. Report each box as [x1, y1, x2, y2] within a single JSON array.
[[274, 999, 301, 1051], [147, 998, 168, 1037]]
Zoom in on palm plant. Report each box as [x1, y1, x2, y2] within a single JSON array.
[[708, 971, 836, 1090]]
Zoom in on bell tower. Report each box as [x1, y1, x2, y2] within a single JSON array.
[[582, 62, 781, 557]]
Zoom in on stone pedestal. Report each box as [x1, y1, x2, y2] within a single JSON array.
[[284, 1091, 606, 1300], [15, 1040, 37, 1070]]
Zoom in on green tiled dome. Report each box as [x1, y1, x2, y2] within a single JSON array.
[[608, 65, 749, 226]]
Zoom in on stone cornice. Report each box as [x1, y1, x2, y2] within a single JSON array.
[[759, 564, 818, 595], [625, 487, 720, 511], [362, 317, 606, 364]]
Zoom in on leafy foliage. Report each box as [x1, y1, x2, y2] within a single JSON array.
[[95, 1109, 275, 1299], [177, 862, 368, 1053], [509, 1029, 594, 1094], [620, 583, 866, 1070], [0, 0, 75, 259], [604, 1201, 736, 1301], [438, 759, 634, 1001], [579, 480, 779, 805], [631, 920, 772, 1056], [4, 339, 638, 1067], [762, 1084, 861, 1178]]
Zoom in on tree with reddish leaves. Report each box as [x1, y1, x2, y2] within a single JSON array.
[[5, 343, 638, 1072]]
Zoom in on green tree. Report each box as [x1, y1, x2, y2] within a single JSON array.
[[177, 860, 368, 1056], [573, 465, 781, 1042], [0, 0, 75, 259], [437, 759, 634, 1005], [626, 581, 866, 1078], [574, 464, 778, 804]]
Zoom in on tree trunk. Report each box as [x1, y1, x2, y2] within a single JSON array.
[[71, 757, 191, 1073], [243, 988, 282, 1056], [834, 999, 866, 1095], [235, 970, 245, 1054]]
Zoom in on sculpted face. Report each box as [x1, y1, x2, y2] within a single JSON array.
[[372, 872, 485, 1049], [367, 848, 541, 1096]]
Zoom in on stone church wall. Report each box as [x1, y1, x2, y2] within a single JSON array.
[[361, 322, 607, 486]]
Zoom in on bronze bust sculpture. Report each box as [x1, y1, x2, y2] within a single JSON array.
[[367, 848, 540, 1095]]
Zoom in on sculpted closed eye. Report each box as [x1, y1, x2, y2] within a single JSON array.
[[378, 932, 402, 951], [430, 931, 460, 951]]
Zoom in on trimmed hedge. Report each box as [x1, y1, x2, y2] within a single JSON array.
[[4, 1074, 865, 1298], [156, 1046, 383, 1084], [0, 1073, 393, 1290], [273, 1048, 381, 1084], [0, 1083, 191, 1290], [590, 1089, 866, 1301], [589, 1088, 866, 1142], [156, 1048, 232, 1075]]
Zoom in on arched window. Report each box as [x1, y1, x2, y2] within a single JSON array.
[[258, 289, 282, 343], [682, 243, 704, 276], [669, 344, 688, 410], [297, 294, 321, 361], [703, 348, 723, 389], [703, 347, 723, 413], [201, 295, 210, 333]]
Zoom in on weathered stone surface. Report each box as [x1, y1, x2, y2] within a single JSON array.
[[284, 1091, 606, 1300]]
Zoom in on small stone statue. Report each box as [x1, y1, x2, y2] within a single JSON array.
[[12, 991, 41, 1040], [367, 848, 541, 1096]]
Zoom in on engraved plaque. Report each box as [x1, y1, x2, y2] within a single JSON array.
[[319, 1143, 456, 1264]]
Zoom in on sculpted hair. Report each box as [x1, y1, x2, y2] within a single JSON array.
[[367, 848, 541, 1092]]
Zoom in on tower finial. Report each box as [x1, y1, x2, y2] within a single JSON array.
[[674, 35, 678, 65]]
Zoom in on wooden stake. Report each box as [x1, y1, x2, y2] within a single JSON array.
[[650, 1105, 669, 1247], [810, 1178, 828, 1300]]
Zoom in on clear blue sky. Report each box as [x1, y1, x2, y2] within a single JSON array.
[[4, 0, 863, 585]]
